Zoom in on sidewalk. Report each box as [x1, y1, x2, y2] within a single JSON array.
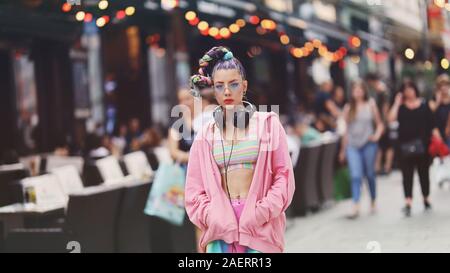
[[285, 171, 450, 253]]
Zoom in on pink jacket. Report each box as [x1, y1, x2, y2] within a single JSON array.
[[185, 111, 295, 253]]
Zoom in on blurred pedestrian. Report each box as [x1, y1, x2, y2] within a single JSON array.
[[367, 74, 395, 175], [111, 123, 128, 156], [165, 88, 197, 253], [168, 88, 196, 165], [84, 133, 110, 159], [332, 85, 346, 111], [192, 86, 218, 134], [388, 80, 442, 217], [313, 80, 341, 132], [339, 80, 384, 219], [431, 74, 450, 148], [125, 118, 142, 154]]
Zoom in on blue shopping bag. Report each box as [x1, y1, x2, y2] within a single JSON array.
[[144, 163, 186, 226]]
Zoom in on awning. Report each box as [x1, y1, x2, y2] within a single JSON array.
[[0, 5, 81, 42]]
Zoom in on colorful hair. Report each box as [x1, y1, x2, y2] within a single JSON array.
[[190, 46, 246, 97]]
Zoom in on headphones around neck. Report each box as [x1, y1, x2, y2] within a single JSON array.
[[213, 101, 256, 200], [213, 101, 256, 130]]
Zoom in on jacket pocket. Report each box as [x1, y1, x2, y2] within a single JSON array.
[[254, 202, 270, 226], [205, 197, 218, 231], [205, 195, 236, 235]]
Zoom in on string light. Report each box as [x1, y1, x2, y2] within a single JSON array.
[[181, 12, 352, 62], [441, 58, 449, 69], [291, 47, 304, 58], [185, 11, 197, 21], [405, 48, 415, 60], [249, 16, 260, 25], [220, 28, 231, 39], [116, 10, 126, 20], [96, 17, 107, 27], [198, 21, 209, 31], [125, 6, 136, 16], [236, 19, 246, 28], [280, 35, 290, 45], [312, 39, 322, 48], [98, 0, 109, 10], [84, 13, 93, 23], [349, 36, 361, 48], [229, 24, 240, 33], [185, 15, 246, 39], [260, 19, 276, 31], [62, 3, 72, 12], [208, 27, 219, 37], [75, 11, 85, 22]]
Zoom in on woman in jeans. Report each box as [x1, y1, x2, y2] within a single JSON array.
[[339, 80, 384, 219], [388, 80, 442, 217]]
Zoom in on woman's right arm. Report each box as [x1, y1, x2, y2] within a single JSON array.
[[388, 93, 403, 123], [338, 104, 349, 163], [185, 138, 210, 231]]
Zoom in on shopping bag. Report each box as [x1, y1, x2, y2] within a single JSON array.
[[334, 166, 351, 201], [144, 163, 186, 226]]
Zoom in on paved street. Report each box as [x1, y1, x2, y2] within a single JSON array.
[[285, 170, 450, 253]]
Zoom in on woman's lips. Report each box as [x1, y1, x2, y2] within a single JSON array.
[[224, 99, 234, 104]]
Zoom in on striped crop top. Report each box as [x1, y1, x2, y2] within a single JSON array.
[[213, 123, 259, 174]]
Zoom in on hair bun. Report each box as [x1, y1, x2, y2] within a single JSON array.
[[223, 51, 234, 60], [198, 46, 233, 77], [190, 74, 213, 97]]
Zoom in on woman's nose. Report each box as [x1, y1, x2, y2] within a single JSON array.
[[223, 87, 232, 96]]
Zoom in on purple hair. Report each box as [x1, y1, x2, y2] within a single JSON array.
[[190, 46, 246, 94], [212, 58, 246, 80]]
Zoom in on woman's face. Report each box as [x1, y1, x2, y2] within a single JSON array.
[[403, 86, 417, 100], [334, 87, 345, 103], [352, 84, 365, 101], [439, 84, 450, 99], [119, 125, 127, 136], [178, 89, 195, 111], [213, 69, 248, 110]]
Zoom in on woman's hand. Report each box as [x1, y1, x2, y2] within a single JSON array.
[[368, 134, 381, 143], [436, 91, 442, 106], [394, 93, 403, 106]]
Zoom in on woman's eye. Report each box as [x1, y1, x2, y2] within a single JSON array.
[[215, 85, 223, 90], [230, 83, 240, 89]]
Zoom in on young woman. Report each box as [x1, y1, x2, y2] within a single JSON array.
[[339, 80, 384, 219], [185, 46, 295, 253], [388, 80, 442, 217], [168, 88, 196, 165], [431, 75, 450, 148]]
